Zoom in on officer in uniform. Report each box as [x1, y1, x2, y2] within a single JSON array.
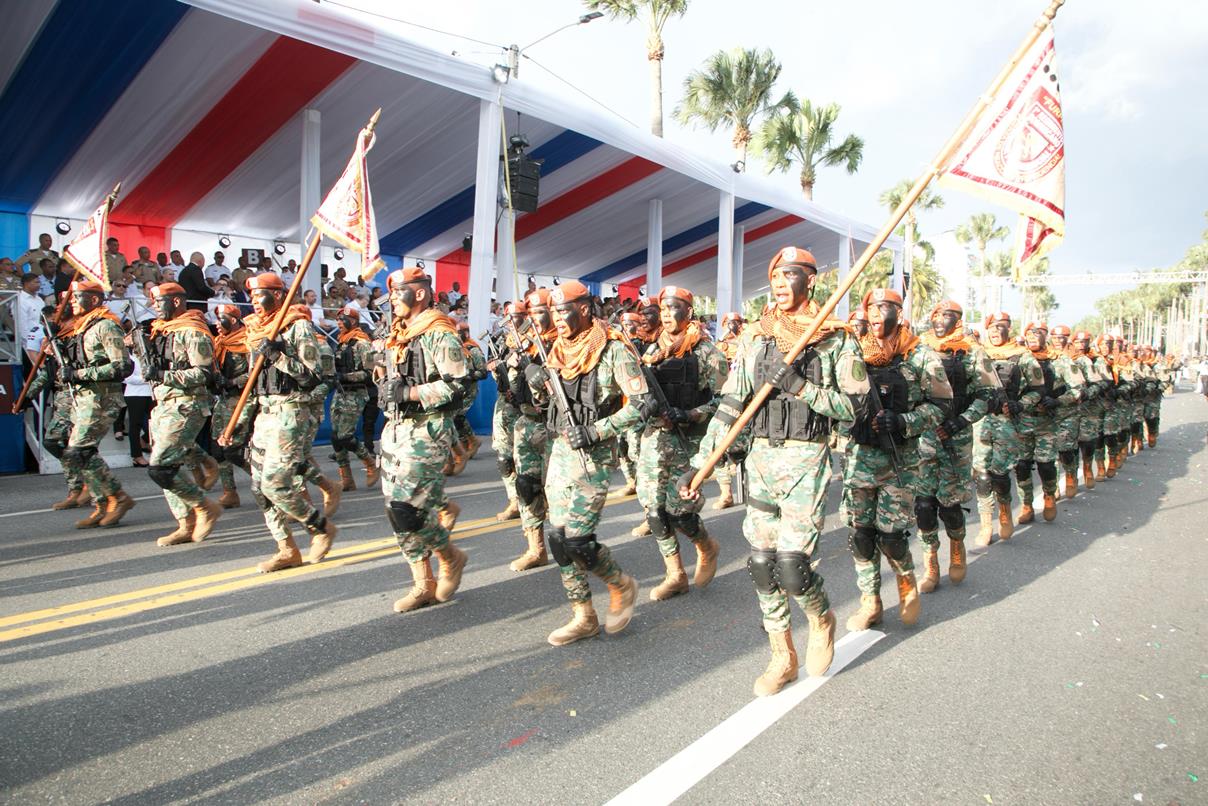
[[711, 311, 746, 510], [1068, 330, 1106, 490], [915, 300, 999, 592], [211, 304, 253, 508], [681, 247, 864, 695], [844, 288, 952, 631], [143, 282, 224, 546], [635, 286, 727, 600], [974, 312, 1044, 544], [331, 306, 380, 490], [1049, 325, 1095, 498], [377, 267, 470, 613], [527, 280, 646, 647], [491, 302, 526, 522], [616, 312, 646, 496], [454, 320, 487, 465], [236, 272, 337, 572]]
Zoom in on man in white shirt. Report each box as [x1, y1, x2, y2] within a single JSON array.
[[348, 288, 375, 327], [207, 277, 235, 323], [131, 281, 159, 325], [279, 258, 298, 287], [447, 281, 463, 307], [105, 282, 133, 325], [16, 272, 46, 362], [204, 251, 229, 286], [303, 289, 333, 329]]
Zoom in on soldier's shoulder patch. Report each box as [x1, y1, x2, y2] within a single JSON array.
[[626, 375, 646, 394], [852, 360, 866, 382]]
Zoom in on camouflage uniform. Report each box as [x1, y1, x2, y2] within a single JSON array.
[[212, 337, 255, 494], [299, 330, 335, 486], [1015, 346, 1082, 511], [1070, 350, 1105, 484], [331, 334, 376, 467], [1092, 351, 1119, 476], [504, 339, 552, 537], [711, 329, 743, 504], [454, 339, 486, 447], [27, 358, 84, 498], [490, 332, 521, 512], [974, 346, 1043, 535]]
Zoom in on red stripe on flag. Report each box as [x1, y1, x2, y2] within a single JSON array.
[[113, 38, 356, 228]]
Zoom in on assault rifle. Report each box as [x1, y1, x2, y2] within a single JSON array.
[[480, 328, 513, 403], [41, 313, 75, 407], [516, 315, 589, 472], [614, 327, 690, 453], [865, 375, 904, 487]]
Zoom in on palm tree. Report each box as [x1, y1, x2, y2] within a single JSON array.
[[955, 213, 1009, 316], [753, 96, 863, 199], [674, 47, 788, 169], [879, 179, 944, 317], [878, 179, 944, 231], [584, 0, 689, 137]]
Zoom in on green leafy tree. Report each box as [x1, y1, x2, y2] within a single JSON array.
[[878, 179, 944, 316], [753, 96, 863, 199], [955, 213, 1010, 318]]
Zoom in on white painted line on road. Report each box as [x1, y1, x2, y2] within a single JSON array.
[[605, 629, 885, 806]]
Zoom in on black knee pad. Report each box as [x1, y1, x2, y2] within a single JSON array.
[[1079, 441, 1096, 462], [497, 455, 515, 477], [645, 507, 671, 537], [386, 500, 426, 533], [878, 530, 910, 563], [747, 547, 778, 594], [250, 482, 272, 512], [43, 439, 66, 459], [669, 512, 703, 538], [565, 533, 600, 568], [775, 550, 814, 596], [913, 495, 939, 531], [975, 472, 992, 499], [329, 435, 348, 452], [1037, 461, 1058, 483], [515, 473, 542, 505], [62, 445, 97, 465], [1097, 434, 1107, 451], [849, 525, 878, 563], [1132, 422, 1144, 437], [147, 464, 181, 490], [210, 443, 227, 464], [989, 472, 1011, 499], [547, 525, 570, 566], [1014, 460, 1034, 483], [304, 510, 328, 535], [938, 503, 965, 531], [230, 448, 249, 472], [1059, 449, 1077, 467]]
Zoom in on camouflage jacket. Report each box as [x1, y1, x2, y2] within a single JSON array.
[[919, 342, 999, 456], [384, 329, 468, 414], [641, 336, 729, 432], [848, 342, 952, 467], [152, 326, 215, 403], [71, 316, 132, 390], [254, 319, 321, 406]]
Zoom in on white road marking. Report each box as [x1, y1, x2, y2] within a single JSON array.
[[605, 629, 885, 806]]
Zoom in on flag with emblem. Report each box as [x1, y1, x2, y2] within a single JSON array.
[[63, 191, 117, 291], [938, 23, 1065, 270], [311, 119, 386, 281]]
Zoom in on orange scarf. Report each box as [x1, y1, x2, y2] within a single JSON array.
[[244, 308, 311, 352], [1028, 344, 1057, 361], [859, 324, 921, 367], [643, 320, 704, 365], [461, 337, 481, 353], [921, 325, 974, 354], [59, 306, 120, 338], [213, 325, 248, 370], [547, 319, 614, 380], [150, 309, 212, 340], [756, 301, 848, 355], [635, 323, 662, 343], [385, 308, 458, 352], [983, 340, 1028, 361], [338, 327, 370, 345]]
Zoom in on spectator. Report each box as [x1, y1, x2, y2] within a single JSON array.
[[179, 252, 212, 312], [16, 271, 45, 363], [207, 278, 234, 323], [436, 291, 451, 313], [130, 246, 160, 285], [131, 281, 158, 325], [168, 249, 187, 273], [161, 265, 177, 283], [448, 281, 463, 306], [14, 233, 59, 275], [348, 288, 374, 327], [122, 331, 153, 467], [52, 258, 75, 300], [230, 255, 253, 291], [280, 259, 298, 286], [37, 258, 57, 299], [0, 257, 19, 292], [230, 274, 251, 314], [204, 251, 229, 285], [106, 282, 132, 325], [105, 237, 127, 287], [327, 266, 350, 300], [303, 289, 332, 328]]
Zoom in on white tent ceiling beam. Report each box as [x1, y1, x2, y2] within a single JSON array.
[[468, 99, 501, 339], [646, 199, 663, 297], [300, 108, 321, 299], [715, 191, 736, 316]]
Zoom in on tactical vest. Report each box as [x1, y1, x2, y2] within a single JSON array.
[[749, 338, 831, 444], [940, 350, 970, 416], [384, 341, 463, 415], [62, 321, 114, 375], [1037, 357, 1067, 398], [850, 357, 909, 447], [651, 351, 711, 411], [335, 342, 367, 389], [992, 355, 1022, 401], [547, 366, 621, 432], [147, 332, 173, 376]]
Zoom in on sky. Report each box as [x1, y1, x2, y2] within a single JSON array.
[[351, 0, 1208, 323]]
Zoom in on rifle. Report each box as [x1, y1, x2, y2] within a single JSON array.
[[41, 313, 75, 408], [519, 315, 589, 472], [12, 291, 71, 413], [480, 328, 512, 403], [865, 375, 904, 487], [614, 327, 690, 453]]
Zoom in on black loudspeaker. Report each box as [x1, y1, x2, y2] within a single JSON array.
[[507, 153, 542, 213]]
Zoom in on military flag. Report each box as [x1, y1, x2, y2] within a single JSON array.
[[311, 119, 385, 281], [63, 187, 119, 291]]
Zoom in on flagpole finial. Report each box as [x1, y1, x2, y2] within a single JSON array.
[[1042, 0, 1064, 22], [366, 108, 382, 134], [108, 182, 122, 202]]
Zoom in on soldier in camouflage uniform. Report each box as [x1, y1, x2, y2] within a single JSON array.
[[490, 302, 526, 522], [142, 283, 224, 546], [234, 272, 337, 573], [974, 312, 1044, 545], [525, 280, 645, 647], [454, 320, 487, 463], [711, 311, 745, 510], [1068, 330, 1106, 490], [915, 300, 999, 593], [847, 307, 870, 339], [634, 285, 726, 601], [1049, 325, 1094, 499], [1096, 335, 1126, 479], [19, 328, 91, 510], [377, 267, 470, 613], [844, 288, 952, 632], [681, 247, 862, 694], [624, 307, 661, 534], [1141, 347, 1163, 446], [331, 306, 380, 491], [1014, 322, 1083, 523], [616, 312, 646, 496], [294, 309, 342, 516], [55, 280, 137, 529], [211, 304, 254, 508]]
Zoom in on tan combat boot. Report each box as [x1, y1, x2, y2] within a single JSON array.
[[805, 611, 837, 677], [448, 443, 468, 476], [1042, 493, 1057, 522], [305, 517, 338, 564], [1095, 456, 1108, 481], [630, 520, 652, 537], [1147, 431, 1157, 448], [257, 537, 303, 573], [434, 544, 467, 602], [362, 456, 379, 487], [495, 498, 520, 522], [1018, 500, 1035, 524], [219, 487, 240, 508], [650, 553, 689, 600], [711, 490, 734, 510], [949, 540, 968, 584], [197, 455, 219, 491], [897, 573, 921, 626], [156, 512, 197, 546], [99, 491, 136, 527], [1083, 463, 1095, 490], [74, 486, 92, 507], [317, 474, 342, 517], [191, 498, 223, 542], [467, 434, 482, 458], [547, 602, 600, 646], [1106, 454, 1118, 478], [1065, 471, 1078, 500], [846, 595, 883, 631], [998, 501, 1014, 540], [52, 488, 83, 510], [509, 526, 548, 571], [393, 558, 437, 612], [753, 629, 799, 697], [692, 533, 720, 588], [75, 501, 106, 529], [604, 574, 638, 634], [975, 509, 994, 547], [619, 481, 637, 496], [918, 548, 941, 594], [337, 464, 355, 492], [438, 500, 460, 532]]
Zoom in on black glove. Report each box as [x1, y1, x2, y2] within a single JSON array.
[[942, 416, 969, 437], [565, 423, 600, 449], [1104, 385, 1117, 402], [875, 409, 904, 436], [769, 360, 807, 396], [665, 406, 692, 424], [676, 468, 697, 494], [45, 320, 61, 337], [1007, 400, 1024, 418], [391, 382, 413, 404], [1039, 396, 1059, 412], [58, 365, 78, 383], [259, 338, 288, 362], [143, 365, 163, 384], [524, 362, 549, 390], [726, 446, 748, 464]]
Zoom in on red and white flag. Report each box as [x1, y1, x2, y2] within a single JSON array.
[[311, 123, 385, 281], [940, 24, 1065, 271], [63, 194, 115, 290]]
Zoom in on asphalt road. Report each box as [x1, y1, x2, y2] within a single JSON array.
[[1, 391, 1204, 805]]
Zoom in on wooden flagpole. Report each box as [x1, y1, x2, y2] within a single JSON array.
[[688, 0, 1066, 491]]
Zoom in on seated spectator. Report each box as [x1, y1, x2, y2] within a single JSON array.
[[303, 289, 333, 329], [106, 282, 133, 324], [207, 278, 235, 324], [131, 281, 158, 325]]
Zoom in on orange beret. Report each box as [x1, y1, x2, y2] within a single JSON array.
[[720, 312, 744, 325], [151, 282, 186, 298], [767, 246, 817, 279], [69, 279, 105, 294], [216, 304, 243, 319], [1073, 330, 1093, 341], [246, 272, 285, 291], [1050, 324, 1071, 336], [1024, 321, 1048, 334], [525, 287, 552, 307], [929, 299, 963, 320], [338, 306, 359, 319], [862, 288, 903, 308], [550, 280, 591, 305], [984, 311, 1012, 327], [621, 312, 642, 324], [387, 267, 430, 289], [848, 309, 869, 323], [659, 285, 693, 306], [638, 296, 658, 310], [504, 301, 527, 316]]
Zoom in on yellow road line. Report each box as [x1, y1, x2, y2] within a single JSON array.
[[0, 494, 637, 642]]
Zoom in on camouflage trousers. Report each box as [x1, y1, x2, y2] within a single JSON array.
[[1016, 413, 1058, 499], [492, 398, 519, 503], [299, 398, 329, 487], [1143, 396, 1161, 421], [713, 457, 735, 499], [973, 413, 1019, 514], [149, 395, 211, 519], [914, 432, 972, 549], [636, 425, 706, 557], [380, 414, 454, 563], [1077, 403, 1103, 443], [61, 385, 125, 501], [617, 422, 642, 487], [249, 400, 319, 542], [330, 388, 372, 465], [212, 394, 255, 491], [1053, 407, 1080, 473], [743, 438, 833, 632], [454, 386, 477, 443], [842, 445, 918, 596], [510, 413, 549, 531], [545, 437, 625, 605], [44, 390, 82, 494]]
